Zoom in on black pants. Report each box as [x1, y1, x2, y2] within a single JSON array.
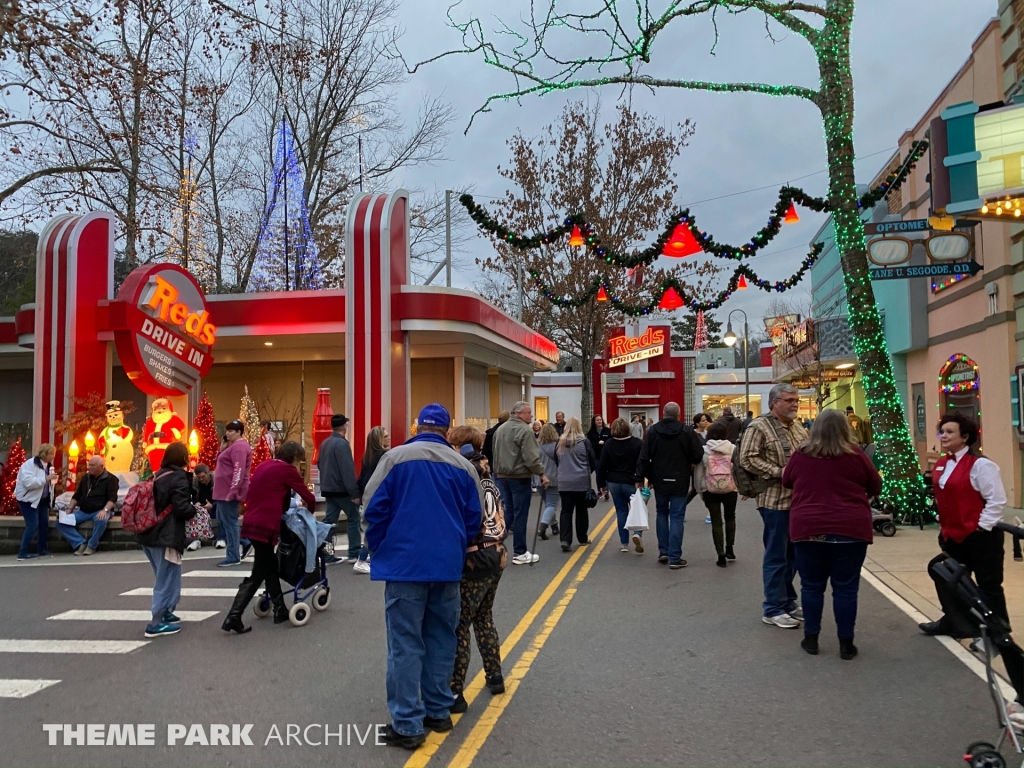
[[558, 491, 590, 545], [249, 541, 283, 600], [929, 528, 1007, 635], [702, 491, 737, 556]]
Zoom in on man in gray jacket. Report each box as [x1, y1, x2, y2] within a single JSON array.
[[492, 401, 549, 565], [317, 414, 361, 563]]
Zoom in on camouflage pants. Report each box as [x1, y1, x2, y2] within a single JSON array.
[[450, 570, 503, 694]]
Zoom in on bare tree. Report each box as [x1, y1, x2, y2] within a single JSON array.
[[479, 101, 719, 425]]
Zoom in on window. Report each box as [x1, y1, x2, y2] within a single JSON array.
[[534, 397, 549, 423]]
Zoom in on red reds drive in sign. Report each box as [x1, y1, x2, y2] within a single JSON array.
[[110, 264, 215, 396], [608, 328, 665, 367]]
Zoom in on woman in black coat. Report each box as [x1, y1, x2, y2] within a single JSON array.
[[137, 442, 196, 638], [587, 415, 612, 499]]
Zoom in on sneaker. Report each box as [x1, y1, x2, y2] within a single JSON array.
[[763, 613, 801, 629], [164, 611, 180, 623], [450, 693, 468, 714], [486, 675, 505, 695], [83, 546, 97, 556], [657, 555, 669, 564], [423, 716, 453, 733], [619, 546, 630, 553], [705, 516, 711, 524], [789, 606, 804, 621], [632, 533, 644, 553], [16, 553, 39, 561], [512, 551, 539, 565], [240, 543, 253, 560], [216, 559, 241, 568], [560, 543, 571, 552], [215, 540, 226, 549], [381, 724, 425, 750], [352, 560, 371, 574], [144, 622, 181, 638], [74, 543, 88, 556], [186, 540, 201, 551], [324, 554, 346, 566], [668, 559, 688, 569]]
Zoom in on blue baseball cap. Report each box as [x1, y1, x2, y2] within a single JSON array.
[[418, 403, 451, 429], [459, 443, 475, 457]]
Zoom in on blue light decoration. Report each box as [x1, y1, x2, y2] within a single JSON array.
[[250, 120, 321, 291]]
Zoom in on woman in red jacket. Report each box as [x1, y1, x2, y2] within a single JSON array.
[[222, 441, 317, 634], [782, 408, 881, 660]]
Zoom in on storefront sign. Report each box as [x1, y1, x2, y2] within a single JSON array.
[[870, 260, 982, 281], [110, 264, 215, 396], [864, 219, 930, 235], [608, 328, 665, 367]]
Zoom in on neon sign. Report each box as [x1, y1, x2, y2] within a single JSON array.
[[608, 328, 665, 367]]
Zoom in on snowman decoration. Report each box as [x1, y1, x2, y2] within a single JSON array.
[[97, 400, 135, 474]]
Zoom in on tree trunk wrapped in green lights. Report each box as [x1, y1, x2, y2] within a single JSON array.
[[414, 0, 930, 517]]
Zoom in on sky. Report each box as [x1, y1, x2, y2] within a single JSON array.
[[389, 0, 998, 331]]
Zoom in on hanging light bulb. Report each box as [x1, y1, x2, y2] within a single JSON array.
[[662, 224, 702, 257], [596, 286, 609, 302], [658, 286, 684, 310], [737, 274, 749, 289], [982, 204, 989, 214], [783, 201, 800, 224], [568, 225, 584, 247]]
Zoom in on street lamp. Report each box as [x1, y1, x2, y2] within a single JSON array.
[[723, 309, 750, 416]]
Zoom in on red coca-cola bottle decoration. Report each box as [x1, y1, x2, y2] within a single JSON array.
[[311, 388, 334, 466]]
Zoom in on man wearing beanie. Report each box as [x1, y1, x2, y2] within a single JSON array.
[[317, 414, 361, 564], [363, 403, 483, 750]]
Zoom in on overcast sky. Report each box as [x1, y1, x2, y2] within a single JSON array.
[[390, 0, 997, 331]]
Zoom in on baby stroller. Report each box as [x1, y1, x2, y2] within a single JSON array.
[[931, 521, 1024, 768], [253, 522, 334, 627]]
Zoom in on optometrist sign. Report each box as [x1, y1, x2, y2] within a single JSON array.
[[110, 264, 216, 396], [608, 328, 665, 367]]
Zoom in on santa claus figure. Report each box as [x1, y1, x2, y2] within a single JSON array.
[[97, 400, 135, 473], [143, 398, 186, 471]]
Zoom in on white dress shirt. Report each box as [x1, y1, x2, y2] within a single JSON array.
[[937, 446, 1006, 531]]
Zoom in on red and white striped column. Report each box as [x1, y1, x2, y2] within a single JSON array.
[[32, 212, 116, 460], [345, 191, 410, 464]]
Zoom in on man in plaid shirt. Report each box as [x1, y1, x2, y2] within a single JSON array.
[[739, 383, 808, 629]]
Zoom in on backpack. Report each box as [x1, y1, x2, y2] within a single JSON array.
[[705, 451, 737, 494], [121, 470, 173, 534]]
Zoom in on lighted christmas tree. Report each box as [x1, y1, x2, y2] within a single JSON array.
[[1, 437, 26, 515], [249, 427, 271, 477], [693, 310, 709, 351], [167, 128, 215, 290], [195, 391, 218, 470], [249, 120, 321, 292], [239, 385, 262, 449]]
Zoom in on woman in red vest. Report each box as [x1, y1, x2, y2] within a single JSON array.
[[919, 412, 1008, 638]]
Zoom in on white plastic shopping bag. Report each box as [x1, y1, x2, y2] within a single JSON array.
[[625, 490, 649, 532]]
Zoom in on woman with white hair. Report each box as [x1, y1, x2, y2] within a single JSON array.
[[15, 443, 57, 560]]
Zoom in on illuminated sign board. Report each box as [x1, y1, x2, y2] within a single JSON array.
[[975, 105, 1024, 199], [111, 264, 215, 396], [608, 328, 665, 367]]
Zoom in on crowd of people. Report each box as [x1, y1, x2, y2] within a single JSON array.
[[8, 382, 1018, 743]]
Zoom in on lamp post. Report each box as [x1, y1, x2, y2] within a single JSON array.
[[723, 309, 750, 416]]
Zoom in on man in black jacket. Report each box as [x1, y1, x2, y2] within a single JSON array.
[[714, 406, 743, 444], [57, 456, 119, 555], [636, 402, 704, 569], [318, 414, 360, 563], [482, 411, 510, 466]]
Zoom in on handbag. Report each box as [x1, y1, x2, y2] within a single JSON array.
[[624, 490, 649, 531], [185, 503, 214, 541], [585, 488, 598, 508]]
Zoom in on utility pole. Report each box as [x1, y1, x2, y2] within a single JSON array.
[[445, 189, 452, 287]]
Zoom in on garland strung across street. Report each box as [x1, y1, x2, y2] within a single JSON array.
[[531, 242, 824, 315], [460, 139, 928, 267]]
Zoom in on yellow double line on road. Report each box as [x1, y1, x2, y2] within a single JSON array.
[[405, 507, 617, 768]]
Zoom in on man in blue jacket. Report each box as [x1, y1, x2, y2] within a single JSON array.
[[363, 403, 483, 750]]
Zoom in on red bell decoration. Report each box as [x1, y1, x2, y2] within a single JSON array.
[[662, 223, 702, 258], [737, 274, 749, 289], [783, 201, 800, 224], [568, 225, 584, 247], [596, 286, 609, 302], [658, 286, 684, 310]]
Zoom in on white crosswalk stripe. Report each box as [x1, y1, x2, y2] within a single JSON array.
[[0, 640, 148, 654], [0, 679, 61, 698], [48, 610, 219, 622], [121, 587, 236, 597], [182, 570, 249, 578]]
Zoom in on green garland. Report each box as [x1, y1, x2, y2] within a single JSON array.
[[461, 139, 927, 268], [531, 242, 823, 314]]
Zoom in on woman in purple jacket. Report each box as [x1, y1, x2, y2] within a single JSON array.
[[782, 408, 881, 661], [213, 420, 252, 568]]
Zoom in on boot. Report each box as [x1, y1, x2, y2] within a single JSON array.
[[550, 523, 559, 536], [801, 633, 819, 655], [272, 594, 288, 624], [537, 524, 549, 541], [221, 578, 258, 634], [725, 546, 736, 560], [839, 637, 858, 660]]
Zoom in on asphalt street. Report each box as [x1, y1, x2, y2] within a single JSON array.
[[0, 497, 1010, 768]]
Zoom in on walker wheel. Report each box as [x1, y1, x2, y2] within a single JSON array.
[[252, 594, 272, 619], [312, 586, 331, 612], [964, 749, 1006, 768], [880, 522, 897, 538], [966, 742, 997, 755], [289, 601, 310, 627]]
